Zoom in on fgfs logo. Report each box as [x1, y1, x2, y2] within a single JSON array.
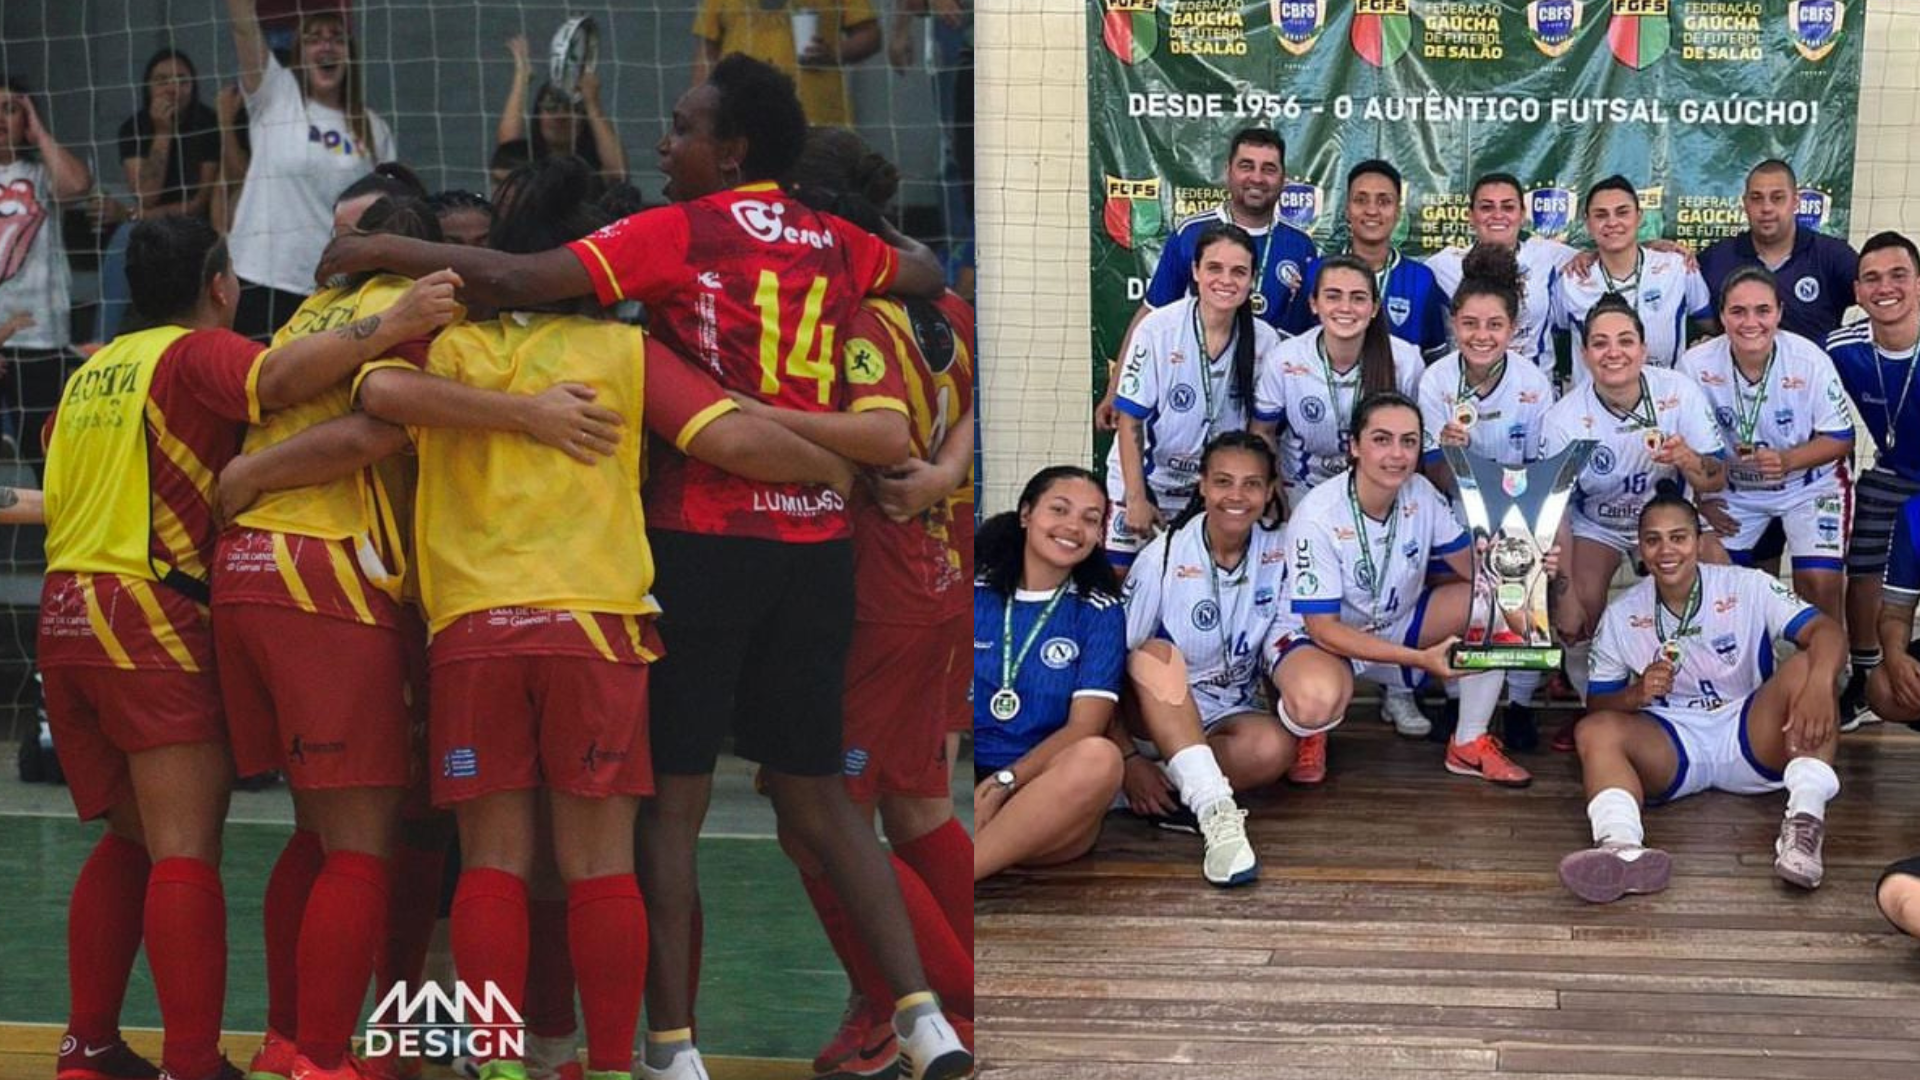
[[1350, 0, 1413, 68], [1271, 0, 1327, 56], [1607, 0, 1670, 70], [366, 982, 524, 1061], [1527, 0, 1583, 57], [1102, 0, 1158, 65], [1103, 176, 1164, 250], [1787, 0, 1844, 62]]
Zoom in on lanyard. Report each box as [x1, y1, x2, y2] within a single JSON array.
[[1316, 331, 1361, 433], [1599, 247, 1644, 303], [1653, 573, 1702, 666], [1346, 473, 1400, 628], [1874, 334, 1920, 455], [1000, 584, 1069, 693], [1600, 375, 1661, 449], [1456, 355, 1507, 404], [1190, 299, 1228, 445], [1731, 342, 1776, 450], [1226, 204, 1277, 315], [1200, 523, 1245, 677]]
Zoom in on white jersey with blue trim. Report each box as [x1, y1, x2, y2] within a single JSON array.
[[1252, 327, 1425, 494], [1676, 330, 1855, 510], [1418, 351, 1557, 469], [1272, 472, 1467, 639], [1539, 365, 1726, 536], [1122, 514, 1288, 698], [1106, 296, 1278, 512], [1426, 235, 1576, 369], [1589, 564, 1818, 714], [1555, 247, 1711, 381]]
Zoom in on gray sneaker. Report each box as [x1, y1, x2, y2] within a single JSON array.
[[1773, 812, 1827, 890], [1198, 798, 1259, 887], [1557, 841, 1672, 903]]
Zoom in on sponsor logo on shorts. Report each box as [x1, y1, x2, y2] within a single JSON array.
[[1041, 637, 1080, 668], [287, 736, 345, 765], [843, 747, 870, 777], [444, 747, 479, 779], [581, 740, 627, 770]]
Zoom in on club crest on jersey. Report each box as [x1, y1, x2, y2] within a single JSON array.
[[1401, 540, 1420, 559], [1642, 287, 1663, 308], [1794, 276, 1821, 303], [1272, 0, 1328, 55], [1787, 0, 1844, 62], [1192, 600, 1222, 631], [1169, 384, 1198, 412], [1355, 562, 1375, 591], [1277, 259, 1305, 293], [1715, 405, 1737, 430], [1254, 586, 1277, 607], [1711, 633, 1738, 661], [1300, 396, 1327, 423], [1040, 637, 1079, 668], [1590, 444, 1616, 475], [730, 199, 837, 249], [1387, 296, 1411, 326], [1774, 407, 1795, 426]]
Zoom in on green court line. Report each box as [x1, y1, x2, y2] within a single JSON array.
[[0, 816, 871, 1061]]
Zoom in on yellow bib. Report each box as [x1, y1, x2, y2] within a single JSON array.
[[44, 325, 196, 589], [412, 313, 656, 633]]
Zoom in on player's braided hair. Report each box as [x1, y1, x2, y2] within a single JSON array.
[[788, 126, 898, 237]]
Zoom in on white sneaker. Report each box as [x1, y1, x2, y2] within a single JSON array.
[[895, 1009, 973, 1080], [525, 1031, 581, 1080], [636, 1046, 711, 1080], [1381, 689, 1431, 738], [1197, 798, 1259, 887]]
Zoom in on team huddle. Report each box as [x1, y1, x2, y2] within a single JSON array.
[[973, 128, 1920, 922], [42, 54, 973, 1080]]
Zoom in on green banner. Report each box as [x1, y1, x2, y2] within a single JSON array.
[[1089, 0, 1866, 376]]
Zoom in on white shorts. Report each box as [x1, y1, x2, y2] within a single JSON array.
[[1129, 698, 1269, 763], [1104, 497, 1186, 568], [1643, 696, 1784, 803], [1266, 590, 1437, 692], [1569, 510, 1639, 556], [1720, 487, 1848, 573]]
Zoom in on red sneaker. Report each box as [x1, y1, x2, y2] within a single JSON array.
[[289, 1056, 369, 1080], [812, 1021, 897, 1079], [1286, 732, 1327, 785], [812, 993, 883, 1073], [1444, 734, 1532, 787], [245, 1031, 297, 1080], [1551, 717, 1580, 753], [56, 1034, 159, 1080]]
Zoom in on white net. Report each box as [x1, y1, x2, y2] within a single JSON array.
[[0, 0, 972, 745]]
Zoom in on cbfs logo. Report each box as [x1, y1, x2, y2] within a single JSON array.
[[1607, 0, 1671, 71], [1795, 187, 1831, 232], [1526, 185, 1574, 239], [1787, 0, 1844, 62], [1270, 0, 1327, 57], [1102, 0, 1158, 65], [1350, 0, 1413, 68], [1527, 0, 1583, 57], [365, 981, 524, 1062], [1277, 180, 1322, 234], [1103, 176, 1164, 250]]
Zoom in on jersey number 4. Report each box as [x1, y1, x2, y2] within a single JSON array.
[[755, 271, 837, 405]]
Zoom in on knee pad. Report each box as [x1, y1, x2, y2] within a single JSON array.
[[1128, 645, 1191, 707], [1276, 695, 1342, 740]]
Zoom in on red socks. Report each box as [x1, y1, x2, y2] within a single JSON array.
[[378, 838, 448, 1000], [263, 829, 324, 1038], [145, 857, 226, 1080], [296, 851, 391, 1069], [568, 875, 648, 1073], [451, 869, 529, 1063], [525, 898, 577, 1040], [802, 858, 974, 1020], [893, 819, 974, 952], [66, 833, 151, 1044]]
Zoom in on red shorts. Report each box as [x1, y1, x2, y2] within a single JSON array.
[[427, 615, 657, 806], [216, 604, 412, 790], [395, 607, 439, 820], [940, 611, 971, 735], [841, 620, 957, 802], [42, 665, 227, 821]]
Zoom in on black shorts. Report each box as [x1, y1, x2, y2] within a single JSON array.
[[647, 530, 853, 777], [1846, 467, 1920, 577], [234, 281, 309, 343]]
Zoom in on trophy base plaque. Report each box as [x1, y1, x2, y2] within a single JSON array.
[[1450, 643, 1564, 671]]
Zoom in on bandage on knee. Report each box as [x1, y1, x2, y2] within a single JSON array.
[[1128, 646, 1191, 706]]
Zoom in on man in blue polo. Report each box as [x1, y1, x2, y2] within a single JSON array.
[[1700, 159, 1858, 343], [1096, 127, 1316, 429]]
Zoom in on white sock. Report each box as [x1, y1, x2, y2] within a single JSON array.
[[1507, 669, 1542, 705], [1565, 640, 1593, 702], [1783, 756, 1841, 820], [1166, 744, 1234, 814], [1443, 679, 1461, 702], [1452, 670, 1504, 745], [1587, 787, 1645, 847]]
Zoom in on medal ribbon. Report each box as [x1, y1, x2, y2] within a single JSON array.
[[1652, 572, 1702, 663], [1000, 583, 1070, 697], [1732, 342, 1776, 450], [1346, 473, 1400, 629]]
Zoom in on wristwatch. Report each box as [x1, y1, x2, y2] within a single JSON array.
[[992, 768, 1017, 793]]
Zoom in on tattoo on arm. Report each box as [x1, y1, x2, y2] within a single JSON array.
[[1695, 456, 1723, 480], [334, 314, 382, 342], [0, 487, 19, 509]]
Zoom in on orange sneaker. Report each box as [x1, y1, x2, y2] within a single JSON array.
[[247, 1031, 298, 1080], [1445, 733, 1532, 787], [288, 1055, 369, 1080], [1286, 732, 1327, 785], [812, 1021, 897, 1079], [812, 993, 883, 1073]]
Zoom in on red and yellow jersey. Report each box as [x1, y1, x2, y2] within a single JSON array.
[[567, 182, 900, 543], [211, 275, 428, 627], [40, 326, 266, 671], [848, 294, 975, 625], [410, 312, 736, 655]]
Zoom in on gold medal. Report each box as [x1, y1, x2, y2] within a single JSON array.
[[1642, 428, 1664, 454], [1250, 292, 1268, 316], [1454, 401, 1478, 430]]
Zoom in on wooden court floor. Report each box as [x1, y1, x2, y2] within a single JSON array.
[[976, 710, 1920, 1079]]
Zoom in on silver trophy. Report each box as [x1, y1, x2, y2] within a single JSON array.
[[1442, 439, 1595, 670]]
